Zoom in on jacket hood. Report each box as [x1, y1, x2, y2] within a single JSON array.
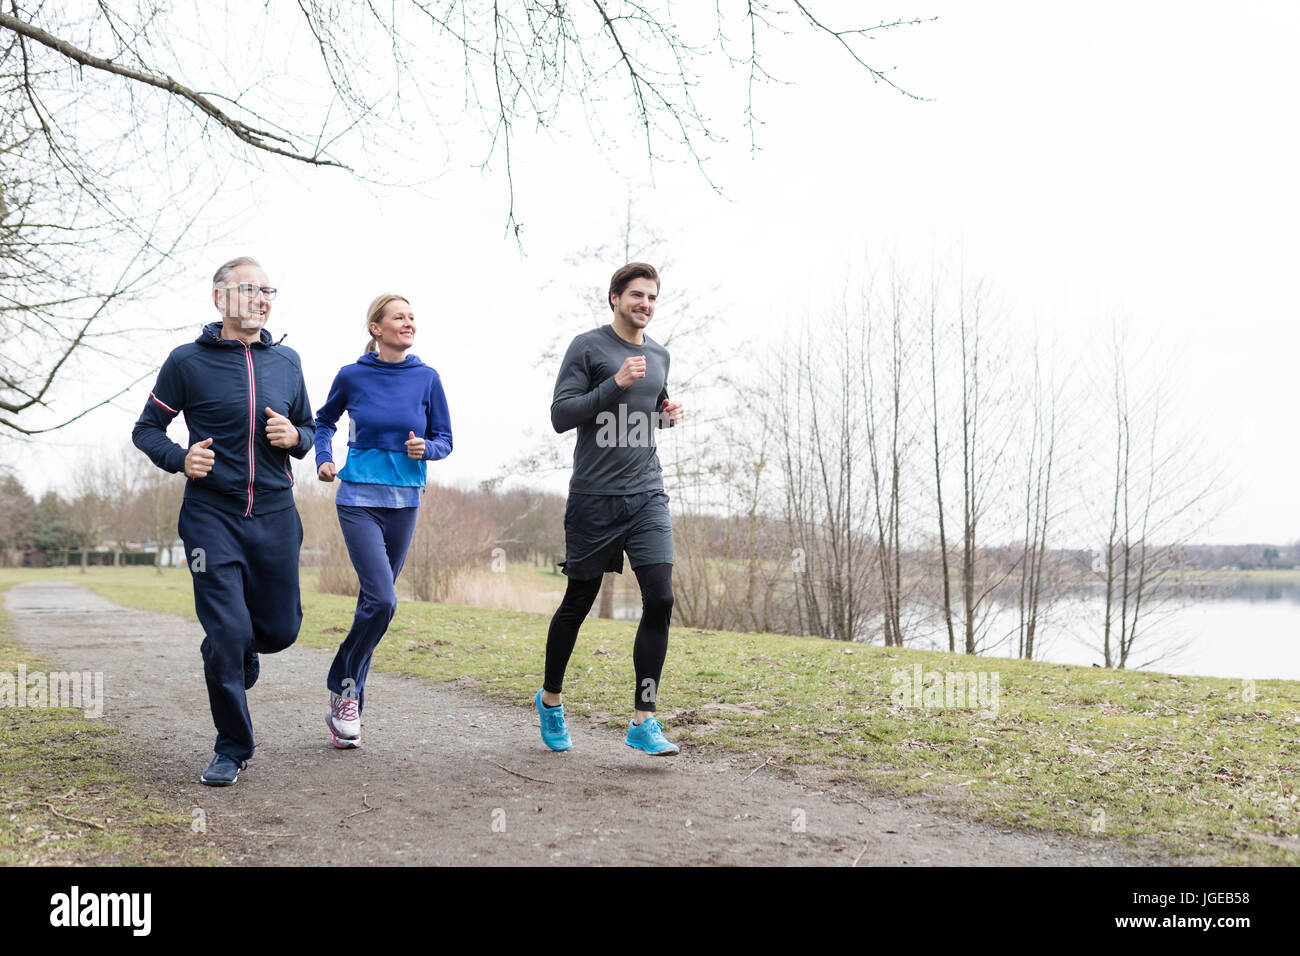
[[357, 351, 424, 369], [197, 321, 277, 348]]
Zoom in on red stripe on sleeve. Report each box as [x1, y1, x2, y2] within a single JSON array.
[[150, 392, 179, 414]]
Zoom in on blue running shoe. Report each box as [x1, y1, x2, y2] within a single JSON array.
[[625, 716, 679, 757], [535, 689, 572, 751]]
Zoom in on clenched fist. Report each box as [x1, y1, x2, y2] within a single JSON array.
[[265, 407, 299, 449], [615, 356, 646, 389], [185, 437, 215, 479]]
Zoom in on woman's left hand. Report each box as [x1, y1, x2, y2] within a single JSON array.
[[405, 430, 426, 460]]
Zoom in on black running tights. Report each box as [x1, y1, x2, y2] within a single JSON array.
[[543, 563, 674, 712]]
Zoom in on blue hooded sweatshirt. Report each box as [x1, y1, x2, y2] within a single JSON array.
[[132, 322, 315, 517], [313, 352, 453, 493]]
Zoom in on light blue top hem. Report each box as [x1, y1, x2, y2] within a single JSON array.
[[337, 447, 427, 487], [336, 480, 422, 509]]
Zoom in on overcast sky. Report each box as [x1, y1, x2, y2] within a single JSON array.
[[13, 2, 1299, 545]]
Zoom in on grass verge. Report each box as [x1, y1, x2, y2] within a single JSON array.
[[5, 566, 1298, 865], [0, 575, 213, 865]]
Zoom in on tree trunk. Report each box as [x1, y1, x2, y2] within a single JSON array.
[[598, 572, 617, 619], [929, 301, 956, 653]]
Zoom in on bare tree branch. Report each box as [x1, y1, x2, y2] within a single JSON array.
[[0, 9, 349, 168]]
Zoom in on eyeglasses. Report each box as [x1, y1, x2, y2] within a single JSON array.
[[235, 283, 278, 300]]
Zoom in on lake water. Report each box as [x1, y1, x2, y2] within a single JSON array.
[[880, 580, 1300, 681], [611, 577, 1300, 682]]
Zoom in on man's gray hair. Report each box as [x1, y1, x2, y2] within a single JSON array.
[[212, 256, 262, 288]]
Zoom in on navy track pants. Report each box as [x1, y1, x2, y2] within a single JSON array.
[[328, 505, 419, 713], [177, 498, 304, 761]]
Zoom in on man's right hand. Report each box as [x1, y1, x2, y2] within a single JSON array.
[[317, 462, 337, 482], [614, 356, 647, 389], [185, 437, 215, 479]]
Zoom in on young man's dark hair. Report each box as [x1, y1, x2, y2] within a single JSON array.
[[608, 262, 660, 309]]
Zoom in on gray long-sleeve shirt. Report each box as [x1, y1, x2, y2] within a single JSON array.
[[551, 324, 671, 495]]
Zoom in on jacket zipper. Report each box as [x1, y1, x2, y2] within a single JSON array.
[[242, 342, 257, 517]]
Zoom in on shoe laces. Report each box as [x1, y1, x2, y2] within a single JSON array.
[[335, 696, 359, 721], [545, 706, 566, 734], [642, 717, 662, 735]]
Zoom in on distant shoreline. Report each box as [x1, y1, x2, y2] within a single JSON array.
[[1182, 568, 1300, 583]]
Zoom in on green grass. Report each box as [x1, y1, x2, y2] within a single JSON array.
[[0, 573, 214, 865], [3, 565, 1297, 864], [299, 559, 568, 604]]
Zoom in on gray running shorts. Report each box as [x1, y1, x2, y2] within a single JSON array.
[[559, 490, 674, 579]]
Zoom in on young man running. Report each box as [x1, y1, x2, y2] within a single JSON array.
[[133, 257, 315, 786], [537, 262, 685, 756]]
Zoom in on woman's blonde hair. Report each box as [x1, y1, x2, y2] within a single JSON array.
[[365, 294, 410, 353]]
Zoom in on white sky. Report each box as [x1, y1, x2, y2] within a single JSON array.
[[11, 1, 1299, 545]]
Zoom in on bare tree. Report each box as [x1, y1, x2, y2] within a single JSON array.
[[478, 485, 565, 568], [952, 282, 1025, 654], [956, 286, 984, 654], [294, 478, 358, 596], [926, 284, 957, 651], [918, 277, 1024, 656], [99, 448, 143, 566], [1, 4, 929, 431], [65, 464, 112, 571], [861, 273, 916, 646], [1, 27, 193, 436], [405, 484, 500, 603], [128, 448, 185, 573], [774, 316, 874, 641], [1014, 335, 1068, 660], [667, 385, 795, 633], [1, 4, 928, 181], [1094, 334, 1218, 669]]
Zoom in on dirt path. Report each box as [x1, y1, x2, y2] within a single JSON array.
[[8, 581, 1142, 866]]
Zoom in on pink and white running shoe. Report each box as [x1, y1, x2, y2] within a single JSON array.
[[327, 692, 361, 749]]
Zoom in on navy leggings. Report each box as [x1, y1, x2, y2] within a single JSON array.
[[329, 505, 419, 712], [543, 562, 674, 712]]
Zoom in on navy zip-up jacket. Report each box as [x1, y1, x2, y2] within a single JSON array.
[[132, 322, 315, 517]]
